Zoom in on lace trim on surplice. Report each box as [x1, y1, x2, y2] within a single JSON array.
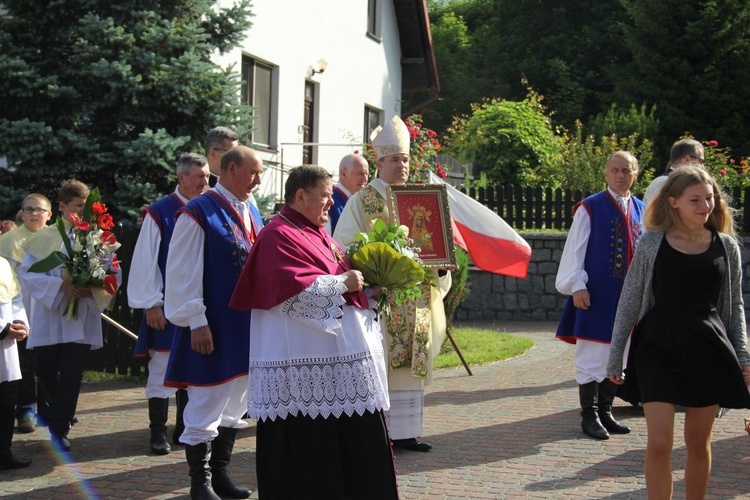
[[248, 350, 389, 421], [279, 275, 347, 334]]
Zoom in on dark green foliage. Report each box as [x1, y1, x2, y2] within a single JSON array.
[[408, 0, 629, 135], [0, 0, 255, 226], [615, 0, 750, 156], [413, 0, 750, 170]]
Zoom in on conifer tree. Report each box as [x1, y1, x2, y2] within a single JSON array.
[[0, 0, 254, 225]]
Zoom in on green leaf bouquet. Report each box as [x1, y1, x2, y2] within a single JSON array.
[[346, 218, 430, 316]]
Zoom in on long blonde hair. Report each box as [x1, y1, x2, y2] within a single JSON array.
[[645, 164, 736, 236]]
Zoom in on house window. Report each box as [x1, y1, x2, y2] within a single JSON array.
[[364, 105, 383, 144], [367, 0, 380, 39], [241, 56, 277, 149]]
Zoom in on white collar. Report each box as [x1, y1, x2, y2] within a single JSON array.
[[607, 187, 630, 201], [213, 182, 241, 205], [174, 186, 190, 204], [335, 182, 352, 197]]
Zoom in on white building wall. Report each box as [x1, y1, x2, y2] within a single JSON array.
[[214, 0, 403, 203]]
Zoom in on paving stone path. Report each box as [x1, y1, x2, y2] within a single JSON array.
[[2, 321, 749, 499]]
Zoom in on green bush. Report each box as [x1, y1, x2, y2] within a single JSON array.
[[687, 135, 750, 190], [586, 103, 660, 149], [558, 122, 655, 195], [445, 85, 660, 193], [445, 86, 566, 187]]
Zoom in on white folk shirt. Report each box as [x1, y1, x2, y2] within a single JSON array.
[[164, 182, 248, 331], [127, 188, 189, 310]]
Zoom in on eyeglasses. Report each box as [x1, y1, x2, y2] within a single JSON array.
[[22, 207, 50, 215], [213, 147, 229, 152], [688, 154, 705, 164]]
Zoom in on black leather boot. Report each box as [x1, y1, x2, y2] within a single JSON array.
[[186, 442, 220, 500], [173, 389, 188, 446], [579, 382, 609, 440], [597, 378, 631, 434], [210, 426, 251, 499], [148, 398, 171, 455]]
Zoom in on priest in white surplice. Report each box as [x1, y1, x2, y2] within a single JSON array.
[[231, 165, 397, 499], [334, 116, 451, 452]]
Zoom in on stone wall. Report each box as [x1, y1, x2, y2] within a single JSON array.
[[454, 233, 750, 322]]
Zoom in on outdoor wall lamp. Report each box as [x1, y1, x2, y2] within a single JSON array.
[[307, 58, 328, 78]]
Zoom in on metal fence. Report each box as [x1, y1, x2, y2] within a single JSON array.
[[464, 185, 750, 232]]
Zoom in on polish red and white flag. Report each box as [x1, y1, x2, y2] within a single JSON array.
[[429, 172, 531, 278]]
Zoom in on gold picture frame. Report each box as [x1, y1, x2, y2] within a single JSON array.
[[387, 183, 457, 269]]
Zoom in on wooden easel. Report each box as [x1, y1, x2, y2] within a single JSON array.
[[445, 325, 472, 376]]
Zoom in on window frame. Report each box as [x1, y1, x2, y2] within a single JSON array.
[[241, 55, 278, 151], [366, 0, 381, 41], [364, 105, 383, 145]]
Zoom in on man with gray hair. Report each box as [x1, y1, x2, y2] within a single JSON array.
[[129, 153, 209, 455], [555, 151, 644, 440], [324, 153, 369, 235], [643, 138, 705, 204], [164, 146, 264, 499]]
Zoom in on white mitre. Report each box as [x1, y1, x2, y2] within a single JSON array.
[[371, 115, 410, 161]]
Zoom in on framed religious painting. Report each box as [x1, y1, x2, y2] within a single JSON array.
[[387, 183, 457, 269]]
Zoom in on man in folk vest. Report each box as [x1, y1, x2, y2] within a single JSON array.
[[324, 153, 369, 235], [164, 146, 264, 499], [128, 153, 209, 455], [555, 151, 644, 440]]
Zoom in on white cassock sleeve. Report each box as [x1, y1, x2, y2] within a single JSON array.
[[11, 291, 28, 326], [275, 275, 349, 335]]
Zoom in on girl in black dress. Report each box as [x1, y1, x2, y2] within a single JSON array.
[[607, 165, 750, 499]]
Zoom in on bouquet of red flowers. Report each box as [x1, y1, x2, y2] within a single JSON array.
[[29, 188, 120, 320]]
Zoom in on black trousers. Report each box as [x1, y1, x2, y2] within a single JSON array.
[[256, 409, 398, 500], [0, 380, 19, 458], [16, 337, 36, 410], [33, 342, 90, 433]]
